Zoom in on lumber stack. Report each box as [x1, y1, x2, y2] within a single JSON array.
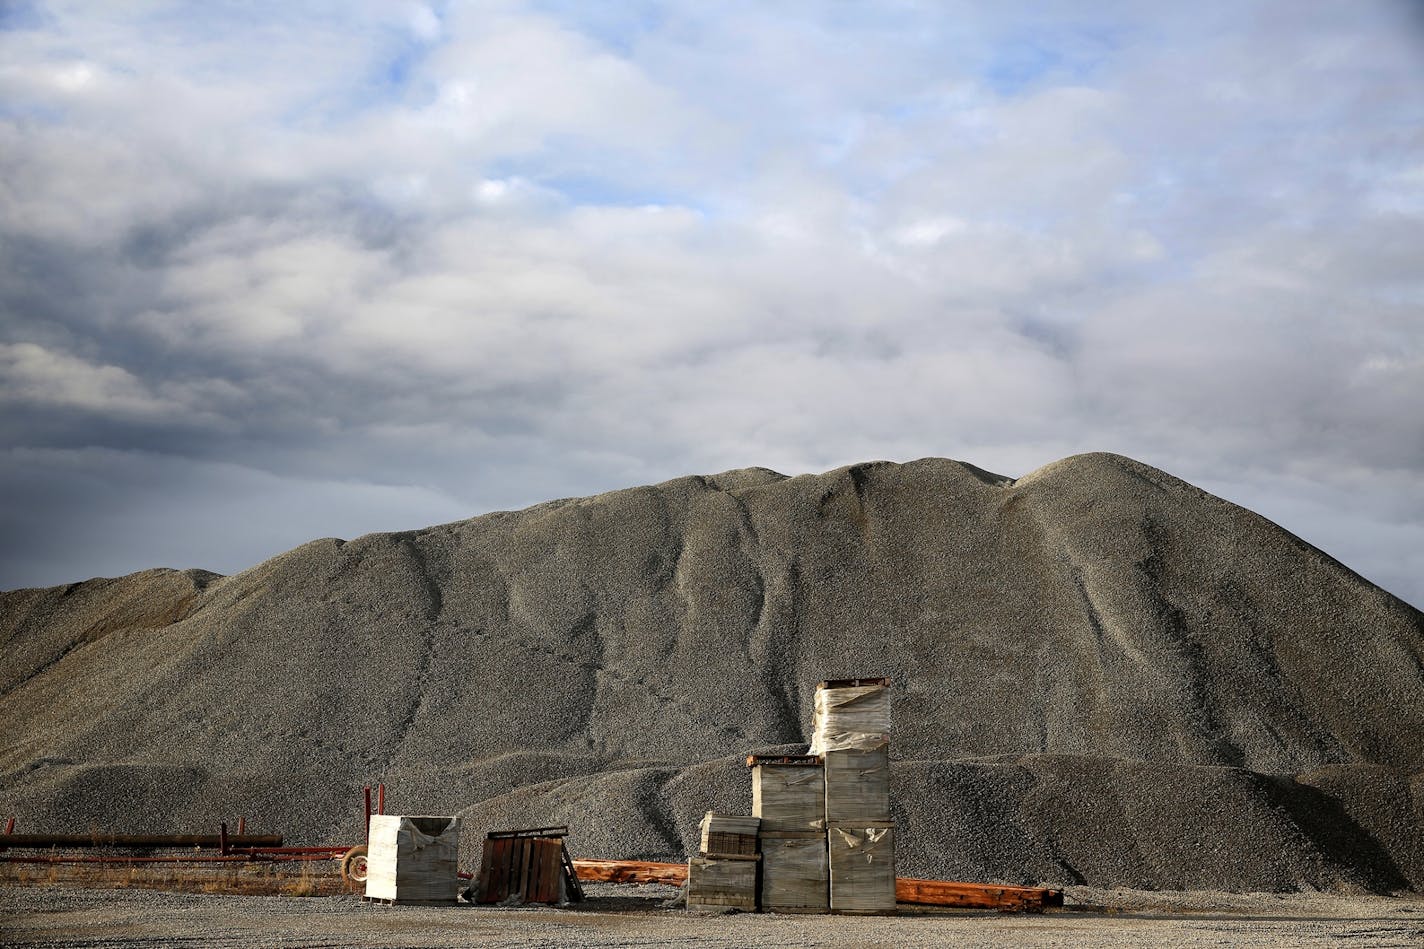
[[686, 813, 761, 911], [680, 676, 1062, 915], [364, 815, 460, 904], [812, 678, 896, 915]]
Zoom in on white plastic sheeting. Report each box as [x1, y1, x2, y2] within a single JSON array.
[[364, 815, 460, 904], [808, 683, 891, 755]]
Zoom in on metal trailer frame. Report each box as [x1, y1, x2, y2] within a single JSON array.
[[0, 783, 393, 882]]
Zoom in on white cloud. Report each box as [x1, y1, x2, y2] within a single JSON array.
[[0, 0, 1420, 607], [0, 343, 172, 417]]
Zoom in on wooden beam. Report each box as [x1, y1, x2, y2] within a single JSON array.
[[572, 858, 689, 885], [895, 876, 1063, 910]]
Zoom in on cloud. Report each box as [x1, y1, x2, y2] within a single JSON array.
[[0, 1, 1421, 607]]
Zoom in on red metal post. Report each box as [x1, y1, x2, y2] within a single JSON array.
[[237, 816, 246, 836], [219, 822, 228, 856], [364, 786, 372, 845], [1, 816, 13, 853], [377, 783, 385, 816]]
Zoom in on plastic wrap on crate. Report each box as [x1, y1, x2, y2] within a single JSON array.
[[751, 759, 826, 832], [365, 815, 460, 904], [823, 745, 891, 823], [687, 855, 758, 911], [808, 682, 892, 755], [827, 822, 896, 915], [699, 812, 760, 855], [759, 832, 829, 913]]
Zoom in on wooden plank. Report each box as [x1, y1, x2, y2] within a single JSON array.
[[895, 877, 1064, 910], [536, 838, 561, 903], [571, 858, 689, 885], [516, 837, 532, 899], [477, 837, 509, 903], [486, 825, 569, 839], [559, 841, 585, 902]]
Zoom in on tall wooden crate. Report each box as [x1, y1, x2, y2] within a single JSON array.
[[364, 815, 460, 904], [758, 831, 829, 913], [827, 821, 896, 915], [749, 754, 824, 832], [687, 854, 759, 911]]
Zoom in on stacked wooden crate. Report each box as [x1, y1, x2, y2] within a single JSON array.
[[812, 677, 896, 915], [686, 813, 760, 911], [750, 754, 828, 913], [364, 815, 460, 904]]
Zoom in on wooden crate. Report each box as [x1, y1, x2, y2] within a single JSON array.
[[827, 821, 896, 915], [758, 831, 828, 914], [823, 745, 890, 823], [687, 855, 758, 911], [749, 755, 825, 832], [364, 815, 460, 904], [476, 835, 568, 904], [698, 812, 759, 857]]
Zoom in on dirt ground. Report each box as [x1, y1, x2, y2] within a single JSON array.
[[2, 880, 1423, 948]]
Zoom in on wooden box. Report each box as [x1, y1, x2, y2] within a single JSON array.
[[699, 812, 760, 857], [749, 755, 825, 832], [476, 835, 567, 904], [364, 815, 460, 904], [758, 831, 828, 913], [827, 821, 896, 915], [687, 854, 759, 911], [823, 745, 890, 823]]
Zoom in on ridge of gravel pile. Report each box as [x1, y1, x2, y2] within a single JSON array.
[[2, 452, 1422, 892]]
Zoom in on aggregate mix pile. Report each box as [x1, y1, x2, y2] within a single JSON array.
[[2, 452, 1422, 893]]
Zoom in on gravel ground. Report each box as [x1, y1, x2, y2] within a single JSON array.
[[2, 883, 1423, 948]]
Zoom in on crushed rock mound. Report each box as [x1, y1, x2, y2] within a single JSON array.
[[2, 452, 1421, 892]]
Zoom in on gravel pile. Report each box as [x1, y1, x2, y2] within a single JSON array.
[[2, 452, 1421, 892]]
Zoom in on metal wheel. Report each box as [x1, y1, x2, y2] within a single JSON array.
[[341, 845, 369, 885]]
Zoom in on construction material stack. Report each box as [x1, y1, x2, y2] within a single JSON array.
[[811, 677, 895, 915], [749, 754, 828, 913], [476, 826, 584, 905], [686, 813, 760, 911], [364, 815, 460, 904]]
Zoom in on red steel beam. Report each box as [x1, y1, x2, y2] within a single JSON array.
[[0, 834, 283, 849]]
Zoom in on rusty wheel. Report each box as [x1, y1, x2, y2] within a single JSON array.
[[340, 845, 369, 885]]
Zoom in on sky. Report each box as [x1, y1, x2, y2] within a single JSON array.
[[1, 1, 1421, 608]]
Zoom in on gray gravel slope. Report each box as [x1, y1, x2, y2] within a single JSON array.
[[2, 452, 1421, 891]]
